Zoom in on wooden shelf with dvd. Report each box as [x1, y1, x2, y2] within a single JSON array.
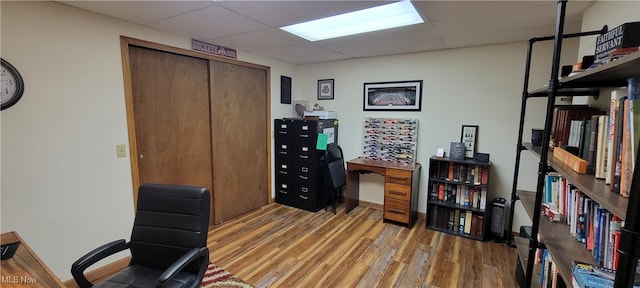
[[426, 156, 491, 241]]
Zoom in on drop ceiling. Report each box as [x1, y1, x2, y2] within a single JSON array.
[[57, 0, 596, 65]]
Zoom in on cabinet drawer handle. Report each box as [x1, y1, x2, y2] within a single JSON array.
[[299, 195, 308, 200], [279, 151, 288, 155], [299, 175, 308, 180], [390, 176, 409, 181], [278, 190, 287, 194], [299, 134, 309, 138], [278, 131, 288, 134], [390, 190, 406, 196], [279, 170, 288, 175], [301, 187, 309, 192], [299, 155, 309, 159], [389, 208, 405, 214]]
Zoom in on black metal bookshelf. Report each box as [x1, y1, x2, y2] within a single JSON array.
[[507, 1, 640, 287]]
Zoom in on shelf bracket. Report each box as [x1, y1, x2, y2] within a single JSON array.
[[618, 227, 640, 258], [526, 238, 546, 253]]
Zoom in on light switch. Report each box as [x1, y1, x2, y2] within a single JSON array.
[[116, 144, 126, 158]]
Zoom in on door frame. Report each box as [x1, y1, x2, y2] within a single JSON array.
[[119, 36, 273, 216]]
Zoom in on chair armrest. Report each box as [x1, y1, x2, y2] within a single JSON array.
[[158, 247, 209, 288], [71, 239, 129, 288]]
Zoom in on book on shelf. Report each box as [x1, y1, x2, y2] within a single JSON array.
[[630, 77, 640, 166], [596, 115, 609, 179], [541, 173, 626, 270], [621, 98, 632, 197], [587, 114, 600, 174], [607, 90, 626, 187], [551, 106, 603, 148], [572, 260, 614, 288], [538, 248, 567, 288], [464, 210, 472, 234], [581, 119, 592, 160], [448, 209, 455, 230], [592, 21, 640, 67], [572, 260, 640, 288]]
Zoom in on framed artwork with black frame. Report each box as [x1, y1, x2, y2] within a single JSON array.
[[461, 125, 478, 158], [280, 75, 292, 104], [363, 80, 422, 111], [317, 79, 334, 100]]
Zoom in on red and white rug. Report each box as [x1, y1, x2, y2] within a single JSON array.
[[201, 263, 254, 288]]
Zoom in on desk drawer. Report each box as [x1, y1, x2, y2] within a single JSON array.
[[386, 169, 412, 185], [383, 197, 410, 224], [384, 183, 411, 201]]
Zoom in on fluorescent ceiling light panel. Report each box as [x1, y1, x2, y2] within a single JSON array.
[[280, 0, 424, 41]]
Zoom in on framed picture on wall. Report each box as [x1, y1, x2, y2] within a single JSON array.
[[363, 80, 422, 111], [281, 75, 292, 104], [460, 125, 478, 158], [317, 79, 334, 100]]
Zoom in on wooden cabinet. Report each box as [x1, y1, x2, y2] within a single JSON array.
[[274, 118, 339, 212], [426, 156, 491, 241], [345, 158, 421, 227], [383, 168, 414, 224]]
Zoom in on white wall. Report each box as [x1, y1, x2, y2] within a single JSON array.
[[295, 38, 579, 233], [0, 1, 296, 281]]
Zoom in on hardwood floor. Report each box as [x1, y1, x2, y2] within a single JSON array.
[[207, 202, 519, 288]]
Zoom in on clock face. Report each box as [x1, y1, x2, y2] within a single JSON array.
[[1, 59, 24, 110]]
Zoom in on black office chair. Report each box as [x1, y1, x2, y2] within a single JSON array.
[[325, 144, 346, 214], [71, 184, 210, 288]]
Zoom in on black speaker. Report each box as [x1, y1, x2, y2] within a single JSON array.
[[491, 198, 506, 239]]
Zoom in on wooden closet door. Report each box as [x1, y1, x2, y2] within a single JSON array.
[[129, 46, 214, 223], [210, 61, 268, 223]]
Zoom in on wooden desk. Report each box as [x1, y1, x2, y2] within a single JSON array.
[[1, 231, 65, 287], [346, 157, 421, 227]]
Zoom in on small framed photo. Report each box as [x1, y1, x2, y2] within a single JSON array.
[[363, 80, 422, 111], [461, 125, 478, 158], [317, 79, 334, 100]]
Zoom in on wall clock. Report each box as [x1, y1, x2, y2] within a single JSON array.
[[1, 58, 25, 110]]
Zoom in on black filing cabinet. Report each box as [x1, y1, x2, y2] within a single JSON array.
[[274, 118, 339, 212]]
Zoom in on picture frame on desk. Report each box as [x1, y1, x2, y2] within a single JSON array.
[[363, 80, 422, 111], [461, 125, 478, 158]]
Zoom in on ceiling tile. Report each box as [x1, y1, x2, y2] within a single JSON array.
[[416, 1, 553, 22], [442, 21, 584, 49], [267, 52, 351, 65], [319, 24, 445, 58], [206, 28, 307, 51], [431, 4, 584, 39], [150, 4, 269, 40], [58, 1, 215, 24]]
